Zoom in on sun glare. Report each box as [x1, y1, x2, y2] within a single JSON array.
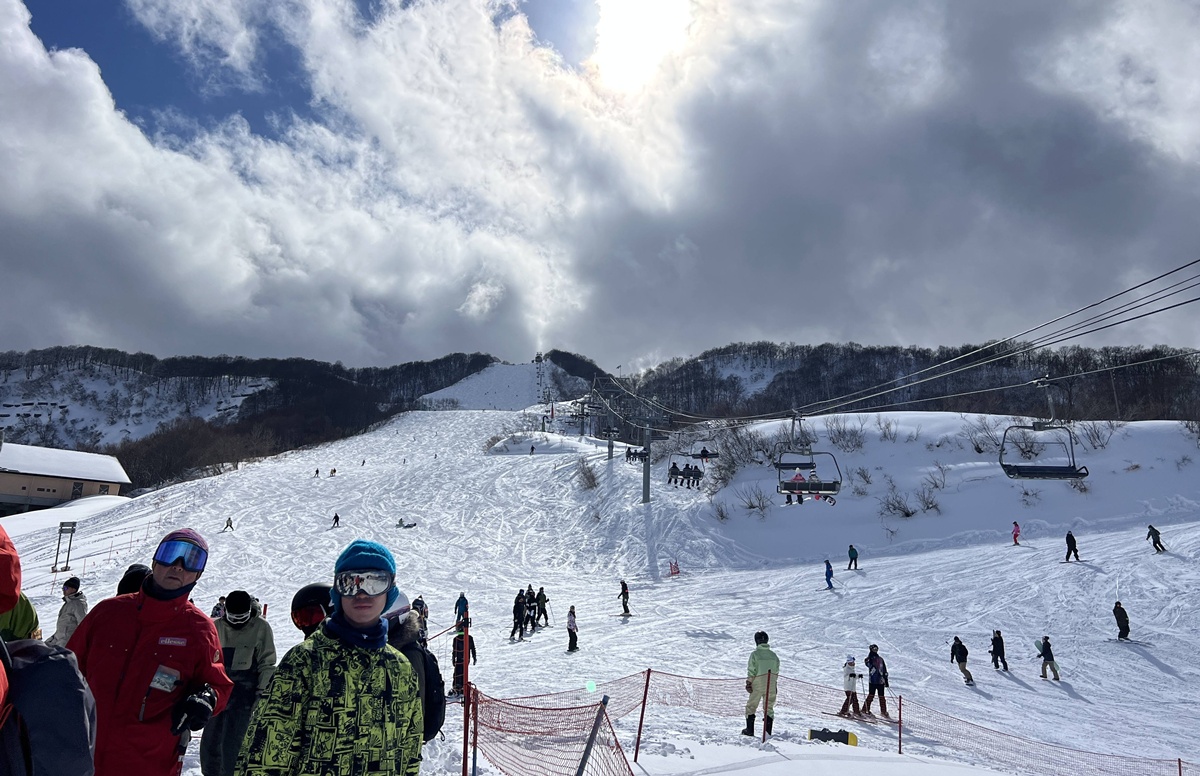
[[588, 0, 692, 92]]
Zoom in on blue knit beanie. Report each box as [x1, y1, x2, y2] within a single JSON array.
[[331, 540, 399, 612]]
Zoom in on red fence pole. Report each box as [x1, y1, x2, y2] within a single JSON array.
[[462, 680, 470, 776], [634, 669, 652, 762], [897, 695, 903, 755]]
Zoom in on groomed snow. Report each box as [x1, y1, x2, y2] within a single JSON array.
[[8, 407, 1199, 775]]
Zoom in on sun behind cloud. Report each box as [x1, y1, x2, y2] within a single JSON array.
[[587, 0, 692, 92]]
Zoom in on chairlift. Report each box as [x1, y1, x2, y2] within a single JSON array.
[[689, 440, 719, 464], [998, 380, 1089, 481], [773, 416, 841, 505], [667, 454, 702, 488]]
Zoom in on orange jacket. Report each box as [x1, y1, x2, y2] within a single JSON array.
[[0, 526, 20, 708]]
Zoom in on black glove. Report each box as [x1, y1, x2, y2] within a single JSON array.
[[171, 685, 217, 734]]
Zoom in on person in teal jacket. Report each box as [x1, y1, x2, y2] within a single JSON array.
[[742, 631, 780, 737], [237, 540, 422, 776]]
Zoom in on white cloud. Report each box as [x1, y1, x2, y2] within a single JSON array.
[[123, 0, 268, 91]]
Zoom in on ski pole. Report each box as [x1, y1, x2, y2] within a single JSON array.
[[547, 601, 555, 626]]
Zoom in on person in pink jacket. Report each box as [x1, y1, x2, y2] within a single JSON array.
[[1012, 521, 1021, 546]]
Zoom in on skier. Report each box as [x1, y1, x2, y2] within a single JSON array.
[[618, 580, 630, 615], [221, 517, 234, 532], [454, 592, 469, 626], [989, 630, 1008, 671], [509, 590, 526, 641], [314, 469, 319, 478], [951, 636, 973, 685], [808, 471, 823, 501], [536, 587, 550, 626], [824, 560, 834, 590], [412, 595, 429, 644], [1064, 531, 1080, 562], [1146, 525, 1166, 553], [332, 512, 340, 528], [524, 586, 538, 631], [743, 631, 779, 736], [567, 605, 579, 652], [530, 445, 535, 455], [1011, 521, 1020, 545], [1113, 601, 1130, 640], [450, 628, 476, 696], [838, 655, 862, 716], [1038, 635, 1060, 680], [862, 645, 889, 717], [847, 544, 859, 570]]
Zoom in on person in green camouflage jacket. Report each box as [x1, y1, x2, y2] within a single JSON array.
[[236, 540, 422, 776]]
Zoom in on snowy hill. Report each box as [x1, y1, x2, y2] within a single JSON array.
[[8, 405, 1200, 775], [420, 358, 588, 410]]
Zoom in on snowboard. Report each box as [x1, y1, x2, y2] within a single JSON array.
[[1107, 638, 1153, 646], [809, 728, 858, 746]]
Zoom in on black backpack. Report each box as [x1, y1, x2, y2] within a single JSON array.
[[0, 638, 97, 776], [417, 645, 446, 742]]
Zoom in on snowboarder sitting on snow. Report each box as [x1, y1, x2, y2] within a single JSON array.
[[1038, 636, 1060, 680], [1146, 525, 1166, 553], [862, 645, 889, 717], [838, 655, 861, 716], [743, 631, 779, 736], [1113, 601, 1130, 640], [951, 636, 973, 685], [989, 630, 1008, 671]]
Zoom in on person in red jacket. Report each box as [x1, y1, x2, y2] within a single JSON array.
[[68, 528, 233, 776], [0, 525, 22, 708]]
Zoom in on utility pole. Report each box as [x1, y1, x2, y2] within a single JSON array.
[[642, 425, 651, 504]]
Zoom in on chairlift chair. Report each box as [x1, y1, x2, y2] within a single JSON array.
[[998, 380, 1089, 481], [690, 440, 719, 464], [774, 447, 841, 505]]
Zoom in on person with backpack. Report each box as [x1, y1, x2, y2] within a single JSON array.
[[950, 636, 973, 685], [862, 644, 889, 717], [237, 540, 422, 776], [451, 627, 476, 696], [200, 591, 277, 776], [288, 583, 333, 638], [0, 526, 98, 776], [68, 528, 233, 776], [45, 576, 88, 647], [386, 593, 447, 745], [989, 630, 1009, 671], [743, 631, 779, 736]]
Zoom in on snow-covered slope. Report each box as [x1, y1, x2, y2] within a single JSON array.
[[419, 358, 587, 410], [9, 408, 1199, 775]]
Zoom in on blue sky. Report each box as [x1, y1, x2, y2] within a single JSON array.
[[3, 0, 1199, 369]]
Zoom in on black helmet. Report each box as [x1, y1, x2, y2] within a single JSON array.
[[290, 583, 333, 635], [754, 631, 769, 645]]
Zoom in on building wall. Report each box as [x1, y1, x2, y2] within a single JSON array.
[[0, 471, 120, 511]]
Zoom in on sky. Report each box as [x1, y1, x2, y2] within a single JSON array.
[[8, 393, 1199, 774], [3, 0, 1200, 370]]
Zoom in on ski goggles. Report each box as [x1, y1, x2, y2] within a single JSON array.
[[153, 539, 208, 573], [291, 603, 329, 630], [225, 609, 252, 625], [333, 569, 393, 598]]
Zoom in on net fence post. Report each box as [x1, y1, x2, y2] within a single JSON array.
[[634, 669, 652, 763], [470, 685, 479, 776], [462, 680, 470, 776], [897, 695, 903, 754], [575, 695, 610, 776]]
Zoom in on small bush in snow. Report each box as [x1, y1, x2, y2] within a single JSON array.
[[1178, 454, 1193, 471], [1078, 419, 1124, 450], [735, 484, 774, 519], [853, 466, 872, 485], [915, 485, 941, 514], [905, 424, 923, 444], [852, 483, 869, 497], [875, 415, 897, 442], [713, 502, 730, 522], [1020, 486, 1041, 508], [577, 457, 599, 490], [1068, 478, 1089, 494], [923, 461, 949, 490], [484, 434, 504, 452], [877, 482, 917, 518], [1124, 462, 1141, 472], [957, 414, 1003, 454], [825, 415, 867, 453], [1183, 419, 1200, 446]]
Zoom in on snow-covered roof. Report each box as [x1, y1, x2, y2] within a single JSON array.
[[0, 441, 131, 484]]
